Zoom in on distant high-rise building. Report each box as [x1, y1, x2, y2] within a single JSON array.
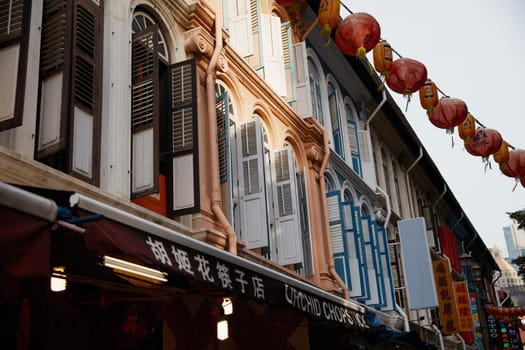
[[503, 220, 525, 261]]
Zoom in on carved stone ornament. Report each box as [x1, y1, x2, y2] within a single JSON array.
[[184, 27, 214, 58]]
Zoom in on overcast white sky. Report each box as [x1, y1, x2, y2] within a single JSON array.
[[341, 0, 525, 256]]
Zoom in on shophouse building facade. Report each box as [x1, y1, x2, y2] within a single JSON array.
[[0, 0, 500, 349]]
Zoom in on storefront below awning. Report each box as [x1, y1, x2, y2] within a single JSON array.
[[65, 192, 368, 332]]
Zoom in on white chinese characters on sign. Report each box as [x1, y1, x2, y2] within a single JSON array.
[[144, 236, 266, 300]]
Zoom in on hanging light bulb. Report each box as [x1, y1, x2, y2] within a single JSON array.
[[222, 297, 233, 316], [217, 318, 229, 341], [50, 266, 67, 292]]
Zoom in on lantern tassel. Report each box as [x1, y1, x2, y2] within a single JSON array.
[[404, 94, 411, 112], [512, 178, 519, 192]]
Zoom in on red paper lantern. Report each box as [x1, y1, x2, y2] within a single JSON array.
[[522, 176, 525, 189], [500, 149, 525, 180], [335, 12, 381, 58], [494, 141, 510, 164], [386, 58, 427, 98], [428, 97, 468, 134], [318, 0, 340, 39], [458, 113, 476, 145], [419, 79, 438, 114], [465, 128, 503, 159]]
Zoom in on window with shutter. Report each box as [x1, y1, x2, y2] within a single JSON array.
[[296, 171, 313, 277], [227, 0, 253, 57], [326, 191, 349, 287], [342, 200, 366, 298], [291, 42, 312, 118], [37, 0, 103, 185], [361, 214, 380, 305], [376, 224, 395, 311], [261, 14, 286, 96], [308, 59, 323, 125], [271, 146, 302, 266], [235, 117, 269, 249], [345, 103, 362, 175], [0, 0, 29, 131], [169, 59, 199, 216], [281, 20, 294, 101], [131, 26, 159, 197], [328, 82, 343, 156]]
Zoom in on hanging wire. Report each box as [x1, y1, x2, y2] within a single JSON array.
[[339, 0, 516, 151]]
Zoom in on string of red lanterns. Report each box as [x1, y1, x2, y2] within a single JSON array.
[[277, 0, 524, 189]]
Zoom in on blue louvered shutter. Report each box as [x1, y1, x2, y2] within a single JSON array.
[[352, 205, 369, 301], [361, 215, 381, 305], [236, 117, 269, 248], [272, 146, 302, 265], [376, 224, 395, 311], [342, 200, 366, 298]]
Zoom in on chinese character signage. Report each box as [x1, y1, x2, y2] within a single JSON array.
[[432, 259, 460, 334], [83, 215, 369, 331], [453, 281, 474, 331]]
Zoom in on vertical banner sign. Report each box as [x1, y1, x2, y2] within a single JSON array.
[[398, 218, 438, 309], [470, 293, 485, 349], [432, 259, 460, 334], [485, 313, 500, 345], [453, 281, 474, 331]]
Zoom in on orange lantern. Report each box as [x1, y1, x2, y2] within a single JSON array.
[[465, 128, 503, 160], [318, 0, 340, 39], [494, 140, 510, 164], [386, 58, 427, 97], [428, 97, 468, 134], [418, 79, 438, 115], [373, 40, 393, 77], [335, 12, 381, 58], [458, 113, 476, 145]]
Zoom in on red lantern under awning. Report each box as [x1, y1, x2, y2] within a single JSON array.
[[335, 12, 380, 58], [428, 97, 468, 134], [465, 128, 503, 159]]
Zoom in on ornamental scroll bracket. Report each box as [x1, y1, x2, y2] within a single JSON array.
[[183, 27, 228, 73]]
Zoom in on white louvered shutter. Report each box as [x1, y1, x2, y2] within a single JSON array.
[[228, 0, 253, 57], [291, 42, 312, 118], [261, 14, 286, 96], [236, 117, 268, 248], [272, 146, 302, 266], [326, 191, 348, 287]]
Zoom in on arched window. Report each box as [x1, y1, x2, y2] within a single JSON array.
[[328, 82, 343, 156], [130, 8, 200, 217], [308, 59, 323, 125]]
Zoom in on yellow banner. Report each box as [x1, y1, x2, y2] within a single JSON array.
[[453, 281, 474, 331], [432, 259, 460, 334]]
